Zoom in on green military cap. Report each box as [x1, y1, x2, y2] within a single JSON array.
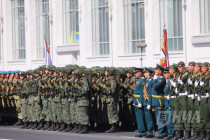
[[34, 69, 40, 74], [80, 66, 87, 69], [118, 67, 125, 75], [107, 67, 115, 76], [20, 71, 26, 76], [144, 67, 154, 73], [201, 62, 209, 67], [39, 65, 47, 71], [188, 61, 196, 66], [169, 64, 178, 71], [195, 62, 202, 67], [163, 68, 170, 73], [177, 61, 185, 67], [127, 67, 134, 74], [133, 67, 144, 73], [154, 64, 165, 71], [74, 68, 83, 75]]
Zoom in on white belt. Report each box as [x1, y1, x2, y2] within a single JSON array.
[[201, 96, 208, 98], [188, 95, 194, 98], [171, 96, 176, 99], [179, 92, 188, 96]]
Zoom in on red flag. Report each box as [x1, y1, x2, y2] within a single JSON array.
[[160, 29, 169, 68]]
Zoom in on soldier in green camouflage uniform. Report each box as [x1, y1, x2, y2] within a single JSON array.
[[121, 67, 136, 130], [0, 72, 3, 124], [74, 68, 90, 133], [40, 65, 51, 130], [20, 71, 30, 129], [100, 67, 119, 133]]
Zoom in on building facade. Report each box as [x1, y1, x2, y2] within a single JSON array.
[[0, 0, 209, 71]]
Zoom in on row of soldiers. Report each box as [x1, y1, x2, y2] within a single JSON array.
[[132, 62, 209, 140], [0, 65, 137, 134], [0, 61, 209, 139]]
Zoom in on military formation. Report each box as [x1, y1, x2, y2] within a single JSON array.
[[0, 62, 209, 140]]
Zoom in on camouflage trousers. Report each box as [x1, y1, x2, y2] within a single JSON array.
[[106, 97, 119, 125], [77, 99, 89, 125], [13, 95, 22, 120], [0, 95, 3, 118], [20, 97, 28, 122], [61, 98, 71, 124], [51, 96, 62, 123], [40, 96, 50, 122], [27, 95, 35, 122], [70, 99, 77, 124], [32, 95, 41, 122]]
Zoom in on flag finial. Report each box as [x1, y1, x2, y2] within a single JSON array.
[[44, 34, 46, 39], [164, 24, 166, 29]]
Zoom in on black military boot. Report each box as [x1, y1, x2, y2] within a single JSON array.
[[204, 133, 210, 140], [35, 121, 44, 130], [63, 124, 73, 132], [31, 122, 38, 129], [79, 125, 89, 134], [188, 130, 198, 140], [25, 122, 34, 129], [21, 122, 29, 129], [47, 122, 55, 131], [70, 124, 78, 132], [58, 123, 66, 131], [181, 130, 191, 139], [197, 131, 206, 140], [14, 119, 23, 126], [75, 125, 83, 133], [105, 124, 118, 133], [173, 130, 183, 140], [41, 121, 50, 130], [52, 123, 60, 131]]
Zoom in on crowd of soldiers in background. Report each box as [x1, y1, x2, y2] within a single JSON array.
[[0, 61, 209, 139]]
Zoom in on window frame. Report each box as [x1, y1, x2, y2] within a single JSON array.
[[11, 0, 26, 60], [123, 0, 146, 55], [91, 0, 110, 56], [36, 0, 50, 59], [159, 0, 183, 52], [62, 0, 79, 45]]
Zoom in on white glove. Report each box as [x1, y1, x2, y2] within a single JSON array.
[[168, 107, 172, 110], [138, 103, 142, 108], [195, 81, 199, 87], [188, 79, 192, 85], [191, 94, 195, 100], [178, 79, 183, 85], [133, 103, 135, 106], [147, 105, 151, 110], [175, 88, 178, 94], [185, 91, 188, 95], [200, 81, 204, 86], [171, 81, 176, 87], [206, 93, 209, 98], [167, 95, 170, 100], [154, 75, 158, 80], [198, 96, 201, 101]]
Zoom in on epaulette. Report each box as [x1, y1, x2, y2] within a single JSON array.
[[183, 72, 189, 77]]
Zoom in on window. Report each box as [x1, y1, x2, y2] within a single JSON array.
[[124, 0, 145, 54], [91, 0, 110, 56], [160, 0, 183, 52], [36, 0, 50, 59], [200, 0, 210, 33], [11, 0, 26, 60], [62, 0, 79, 44]]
